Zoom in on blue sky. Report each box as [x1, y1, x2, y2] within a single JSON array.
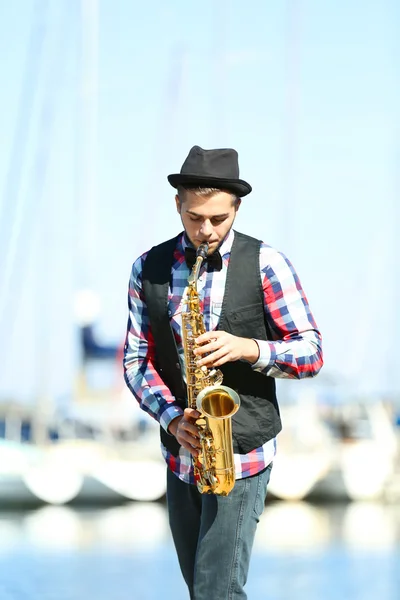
[[0, 1, 399, 402]]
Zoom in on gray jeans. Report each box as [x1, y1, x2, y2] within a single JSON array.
[[166, 464, 272, 600]]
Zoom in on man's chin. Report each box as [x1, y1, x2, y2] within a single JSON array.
[[193, 240, 218, 249], [201, 242, 219, 254], [189, 238, 220, 254]]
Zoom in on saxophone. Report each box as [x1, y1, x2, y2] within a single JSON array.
[[181, 242, 240, 496]]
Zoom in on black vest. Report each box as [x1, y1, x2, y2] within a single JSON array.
[[142, 230, 282, 456]]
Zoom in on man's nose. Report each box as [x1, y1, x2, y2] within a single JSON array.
[[199, 220, 213, 237]]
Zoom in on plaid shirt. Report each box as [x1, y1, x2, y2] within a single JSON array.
[[124, 229, 323, 484]]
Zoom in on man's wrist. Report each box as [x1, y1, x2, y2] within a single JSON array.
[[241, 338, 260, 365], [161, 406, 184, 435], [168, 415, 182, 437], [251, 340, 274, 371]]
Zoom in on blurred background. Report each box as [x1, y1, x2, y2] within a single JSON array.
[[0, 0, 399, 598]]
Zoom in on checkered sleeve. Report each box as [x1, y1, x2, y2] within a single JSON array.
[[123, 254, 184, 431], [252, 244, 323, 379]]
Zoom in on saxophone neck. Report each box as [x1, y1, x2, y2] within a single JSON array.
[[187, 243, 209, 286]]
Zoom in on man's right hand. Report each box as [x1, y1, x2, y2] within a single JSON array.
[[168, 408, 201, 457]]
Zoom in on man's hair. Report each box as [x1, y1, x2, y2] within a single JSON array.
[[177, 185, 239, 206]]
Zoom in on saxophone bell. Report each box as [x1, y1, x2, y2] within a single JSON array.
[[194, 385, 240, 496], [196, 385, 240, 420]]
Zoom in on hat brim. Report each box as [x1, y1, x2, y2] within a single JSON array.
[[167, 174, 252, 197]]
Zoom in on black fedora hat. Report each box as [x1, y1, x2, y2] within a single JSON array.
[[167, 145, 252, 197]]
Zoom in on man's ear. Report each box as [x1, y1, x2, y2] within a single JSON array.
[[235, 198, 241, 212], [175, 194, 181, 214]]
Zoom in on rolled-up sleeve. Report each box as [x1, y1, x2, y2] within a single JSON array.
[[251, 245, 323, 379], [123, 255, 184, 431]]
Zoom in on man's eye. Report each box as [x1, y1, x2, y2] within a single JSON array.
[[189, 217, 201, 222], [212, 219, 225, 225]]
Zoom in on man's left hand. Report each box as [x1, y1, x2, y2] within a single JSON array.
[[194, 331, 259, 367]]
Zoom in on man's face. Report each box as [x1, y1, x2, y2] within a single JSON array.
[[175, 190, 241, 254]]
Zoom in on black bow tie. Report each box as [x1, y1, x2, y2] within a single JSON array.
[[184, 247, 223, 271]]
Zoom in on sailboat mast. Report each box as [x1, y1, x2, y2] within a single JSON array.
[[74, 0, 101, 349], [282, 0, 302, 255], [77, 0, 99, 294]]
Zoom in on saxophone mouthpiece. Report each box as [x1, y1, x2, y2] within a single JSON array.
[[196, 243, 209, 260]]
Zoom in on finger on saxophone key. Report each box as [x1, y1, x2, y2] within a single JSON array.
[[184, 407, 201, 420]]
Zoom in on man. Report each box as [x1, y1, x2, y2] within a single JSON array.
[[123, 145, 323, 599]]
